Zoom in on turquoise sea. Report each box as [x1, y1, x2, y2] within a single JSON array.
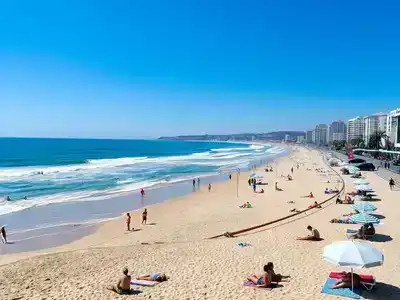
[[0, 138, 284, 216]]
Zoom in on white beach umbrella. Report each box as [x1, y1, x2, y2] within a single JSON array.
[[353, 179, 369, 185], [250, 173, 264, 179], [355, 184, 373, 192], [323, 241, 384, 291]]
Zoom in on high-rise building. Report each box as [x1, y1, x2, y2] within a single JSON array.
[[329, 120, 346, 142], [347, 117, 365, 143], [364, 113, 387, 144], [306, 130, 313, 143], [297, 135, 305, 143], [313, 124, 328, 146], [387, 108, 400, 148], [284, 134, 291, 142]]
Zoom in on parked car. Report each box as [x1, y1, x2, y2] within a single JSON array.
[[348, 158, 366, 164], [356, 163, 376, 171]]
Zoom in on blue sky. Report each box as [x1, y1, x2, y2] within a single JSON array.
[[0, 1, 399, 138]]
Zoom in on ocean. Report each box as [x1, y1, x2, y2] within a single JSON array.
[[0, 138, 286, 253]]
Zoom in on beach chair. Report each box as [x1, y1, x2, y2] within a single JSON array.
[[329, 272, 376, 291]]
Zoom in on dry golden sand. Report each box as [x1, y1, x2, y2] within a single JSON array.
[[0, 147, 399, 300]]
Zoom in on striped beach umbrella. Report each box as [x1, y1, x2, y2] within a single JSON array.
[[349, 213, 380, 224], [350, 203, 377, 212], [355, 184, 373, 192], [353, 179, 369, 185]]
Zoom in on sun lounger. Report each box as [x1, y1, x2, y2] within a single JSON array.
[[329, 272, 376, 291]]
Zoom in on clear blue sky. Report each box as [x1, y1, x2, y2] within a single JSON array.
[[1, 1, 399, 138]]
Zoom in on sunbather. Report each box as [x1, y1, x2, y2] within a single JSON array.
[[349, 223, 375, 239], [308, 201, 321, 209], [246, 265, 272, 288], [290, 208, 301, 213], [265, 262, 290, 283], [330, 217, 355, 224], [136, 273, 169, 282], [296, 225, 321, 241], [331, 272, 361, 289], [301, 192, 314, 198], [107, 267, 132, 295], [336, 195, 354, 204], [240, 202, 252, 208]]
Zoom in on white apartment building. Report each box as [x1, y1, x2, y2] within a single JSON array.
[[296, 135, 305, 143], [387, 108, 400, 148], [313, 124, 328, 146], [347, 117, 365, 142], [364, 113, 387, 144], [306, 130, 313, 143], [329, 120, 346, 142]]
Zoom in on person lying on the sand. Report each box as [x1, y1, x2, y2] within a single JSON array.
[[330, 217, 355, 224], [301, 192, 314, 198], [308, 201, 321, 209], [246, 265, 272, 288], [336, 195, 354, 204], [290, 208, 301, 213], [136, 273, 169, 282], [331, 272, 361, 289], [325, 188, 339, 194], [296, 225, 321, 240], [256, 189, 264, 194], [240, 202, 252, 208], [265, 262, 290, 283], [107, 267, 132, 295]]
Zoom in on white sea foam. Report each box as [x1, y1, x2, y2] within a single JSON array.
[[0, 144, 286, 216]]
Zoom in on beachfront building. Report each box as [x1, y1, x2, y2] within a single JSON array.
[[387, 108, 400, 148], [364, 113, 387, 145], [284, 134, 291, 142], [306, 130, 313, 143], [313, 124, 328, 146], [329, 120, 346, 142], [347, 117, 365, 143], [296, 135, 305, 144]]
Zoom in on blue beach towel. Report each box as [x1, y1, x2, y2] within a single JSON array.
[[321, 278, 362, 299], [236, 242, 250, 247]]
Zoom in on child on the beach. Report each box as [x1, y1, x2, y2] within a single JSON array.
[[126, 213, 131, 231]]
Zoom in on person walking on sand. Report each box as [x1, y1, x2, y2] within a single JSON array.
[[291, 167, 293, 174], [389, 178, 395, 191], [208, 184, 212, 192], [125, 213, 131, 231], [142, 209, 148, 225], [248, 178, 251, 186], [229, 174, 232, 180], [1, 225, 7, 244]]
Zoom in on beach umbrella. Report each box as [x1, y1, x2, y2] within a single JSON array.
[[355, 184, 373, 192], [323, 241, 384, 291], [350, 203, 376, 213], [349, 213, 380, 224], [250, 173, 264, 179], [353, 179, 369, 185], [348, 166, 360, 174]]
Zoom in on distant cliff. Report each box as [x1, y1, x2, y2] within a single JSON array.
[[158, 131, 305, 141]]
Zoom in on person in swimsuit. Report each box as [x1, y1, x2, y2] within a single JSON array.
[[296, 225, 321, 241], [1, 226, 7, 243], [246, 265, 272, 288], [126, 213, 131, 231], [331, 272, 361, 289], [142, 209, 147, 225], [136, 273, 168, 282], [107, 267, 132, 295], [208, 184, 212, 192], [265, 262, 290, 283], [140, 188, 145, 197]]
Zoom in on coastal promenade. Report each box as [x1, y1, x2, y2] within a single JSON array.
[[0, 147, 399, 300]]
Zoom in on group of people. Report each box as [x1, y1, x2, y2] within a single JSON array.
[[125, 209, 148, 231], [107, 267, 169, 295], [246, 262, 290, 288]]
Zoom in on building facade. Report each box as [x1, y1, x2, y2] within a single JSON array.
[[363, 113, 387, 145], [347, 117, 365, 143], [306, 130, 313, 143], [329, 120, 346, 142], [313, 124, 328, 146], [387, 108, 400, 148]]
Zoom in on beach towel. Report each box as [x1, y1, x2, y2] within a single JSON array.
[[321, 278, 361, 299], [131, 280, 159, 287], [236, 242, 250, 247], [243, 281, 277, 290]]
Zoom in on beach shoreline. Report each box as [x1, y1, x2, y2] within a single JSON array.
[[0, 142, 289, 256]]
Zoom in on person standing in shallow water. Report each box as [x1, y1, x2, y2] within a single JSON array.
[[1, 226, 7, 244], [193, 179, 196, 188], [197, 178, 200, 188]]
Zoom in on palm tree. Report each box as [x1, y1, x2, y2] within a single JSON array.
[[368, 131, 387, 150]]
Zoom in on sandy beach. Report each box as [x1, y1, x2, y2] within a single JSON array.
[[0, 147, 399, 300]]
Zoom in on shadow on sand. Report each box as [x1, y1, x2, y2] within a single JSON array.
[[368, 234, 393, 243], [364, 282, 400, 299]]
